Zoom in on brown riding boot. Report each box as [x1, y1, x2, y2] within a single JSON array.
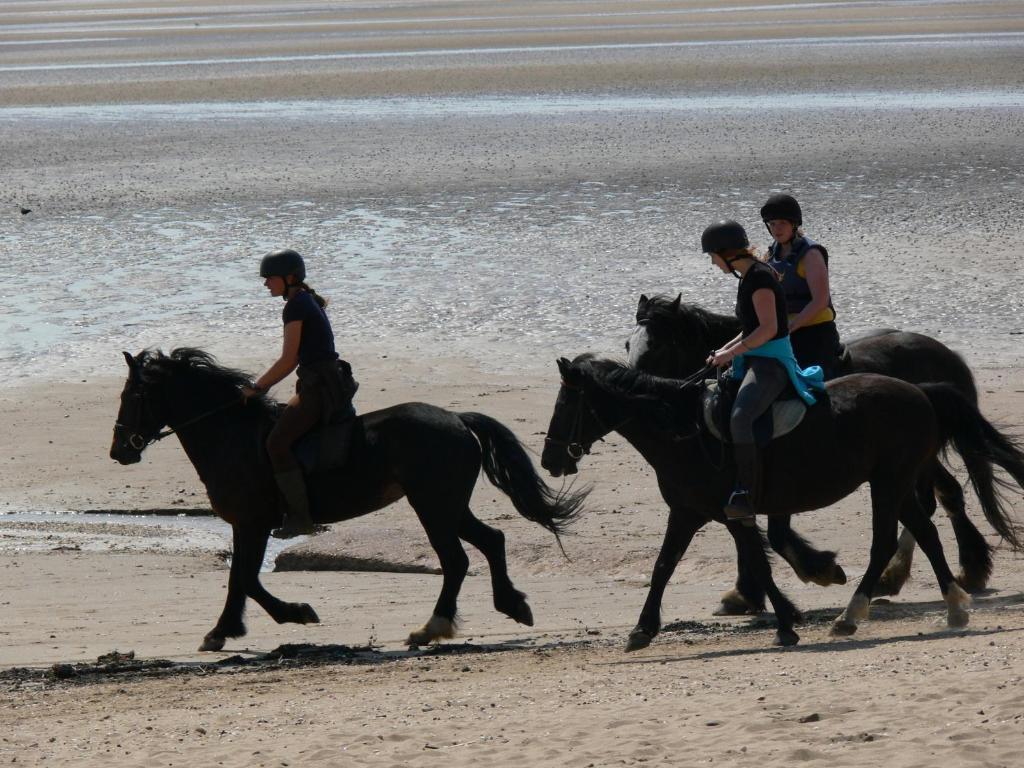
[[271, 469, 319, 539], [725, 443, 761, 525]]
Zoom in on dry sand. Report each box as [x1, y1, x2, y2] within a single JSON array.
[[3, 1, 1024, 766]]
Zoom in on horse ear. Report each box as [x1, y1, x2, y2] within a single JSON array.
[[123, 351, 138, 378], [670, 293, 682, 312], [556, 357, 571, 376], [638, 294, 648, 309]]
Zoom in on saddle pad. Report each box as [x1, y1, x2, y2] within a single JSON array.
[[701, 381, 807, 444], [294, 418, 356, 474]]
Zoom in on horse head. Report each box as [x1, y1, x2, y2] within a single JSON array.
[[543, 355, 627, 477], [626, 294, 728, 378], [110, 348, 254, 465], [541, 354, 687, 477], [110, 350, 172, 465]]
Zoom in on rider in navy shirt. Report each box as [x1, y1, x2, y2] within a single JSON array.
[[242, 249, 354, 539]]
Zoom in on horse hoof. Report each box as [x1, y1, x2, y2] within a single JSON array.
[[713, 589, 757, 616], [625, 630, 653, 652], [775, 629, 800, 646], [809, 562, 847, 587], [512, 601, 534, 627], [406, 615, 456, 646], [947, 608, 970, 629], [956, 572, 989, 595], [297, 604, 320, 624], [830, 620, 858, 637], [199, 635, 225, 652]]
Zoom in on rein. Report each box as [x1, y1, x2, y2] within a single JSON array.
[[116, 395, 242, 451], [547, 365, 714, 461]]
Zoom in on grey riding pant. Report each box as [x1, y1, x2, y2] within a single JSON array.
[[729, 356, 789, 445]]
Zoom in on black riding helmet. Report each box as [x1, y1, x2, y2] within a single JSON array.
[[259, 249, 306, 282], [760, 194, 802, 225], [701, 220, 749, 254]]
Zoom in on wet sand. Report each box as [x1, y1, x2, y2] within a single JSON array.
[[2, 1, 1024, 766]]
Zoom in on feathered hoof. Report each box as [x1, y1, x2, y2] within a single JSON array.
[[775, 628, 800, 647], [810, 563, 847, 587], [625, 629, 653, 652], [946, 583, 972, 629], [830, 618, 858, 637], [406, 615, 457, 646], [874, 564, 910, 597], [713, 588, 760, 616], [955, 571, 989, 595], [199, 634, 226, 652]]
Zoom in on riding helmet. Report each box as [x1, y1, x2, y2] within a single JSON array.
[[259, 249, 306, 281], [701, 220, 749, 254], [759, 193, 802, 225]]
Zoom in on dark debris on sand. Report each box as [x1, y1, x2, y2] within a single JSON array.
[[0, 644, 379, 691]]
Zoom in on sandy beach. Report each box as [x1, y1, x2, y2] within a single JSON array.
[[2, 1, 1024, 766]]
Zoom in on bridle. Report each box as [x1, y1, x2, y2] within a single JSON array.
[[546, 364, 716, 463], [114, 384, 241, 452], [544, 379, 619, 461]]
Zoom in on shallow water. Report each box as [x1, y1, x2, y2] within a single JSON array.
[[0, 511, 291, 571], [5, 165, 1023, 384]]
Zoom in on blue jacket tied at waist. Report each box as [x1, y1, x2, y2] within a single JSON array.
[[731, 337, 826, 405]]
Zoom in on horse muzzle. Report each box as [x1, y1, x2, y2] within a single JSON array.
[[109, 442, 143, 465]]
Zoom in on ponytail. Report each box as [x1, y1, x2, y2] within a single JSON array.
[[300, 283, 327, 308]]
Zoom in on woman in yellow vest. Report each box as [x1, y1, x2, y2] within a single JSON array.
[[760, 194, 842, 379]]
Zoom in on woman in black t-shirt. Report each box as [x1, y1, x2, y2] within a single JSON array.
[[700, 221, 791, 522], [242, 249, 356, 539]]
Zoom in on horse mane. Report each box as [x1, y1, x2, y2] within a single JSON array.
[[573, 355, 686, 415], [138, 348, 273, 409], [640, 294, 723, 337]]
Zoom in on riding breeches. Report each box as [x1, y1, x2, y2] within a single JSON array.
[[730, 357, 789, 445], [266, 386, 325, 473]]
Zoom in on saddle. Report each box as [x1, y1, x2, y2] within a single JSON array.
[[701, 378, 807, 447], [293, 416, 360, 475]]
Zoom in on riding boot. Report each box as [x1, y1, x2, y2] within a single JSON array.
[[725, 442, 761, 525], [271, 469, 318, 539]]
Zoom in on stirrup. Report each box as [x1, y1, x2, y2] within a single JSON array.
[[724, 489, 756, 523], [271, 517, 325, 540]]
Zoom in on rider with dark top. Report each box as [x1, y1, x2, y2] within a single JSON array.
[[242, 249, 356, 539], [761, 193, 842, 379], [701, 221, 823, 522]]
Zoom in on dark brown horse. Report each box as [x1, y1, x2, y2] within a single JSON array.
[[110, 349, 586, 651], [541, 354, 1024, 649], [626, 294, 988, 605]]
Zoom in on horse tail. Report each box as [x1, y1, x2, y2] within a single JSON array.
[[458, 412, 586, 538], [920, 383, 1024, 551]]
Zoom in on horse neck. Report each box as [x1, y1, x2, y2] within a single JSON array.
[[163, 376, 263, 476], [700, 309, 741, 348]]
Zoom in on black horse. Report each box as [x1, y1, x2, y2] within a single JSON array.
[[110, 348, 586, 652], [541, 354, 1024, 649], [626, 294, 988, 604]]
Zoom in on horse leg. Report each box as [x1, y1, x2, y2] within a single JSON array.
[[626, 510, 705, 651], [874, 526, 917, 597], [766, 515, 847, 587], [898, 493, 972, 629], [728, 520, 803, 646], [200, 525, 251, 651], [933, 461, 993, 592], [832, 482, 901, 636], [407, 502, 470, 646], [200, 526, 319, 651], [715, 521, 767, 617], [459, 511, 533, 626]]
